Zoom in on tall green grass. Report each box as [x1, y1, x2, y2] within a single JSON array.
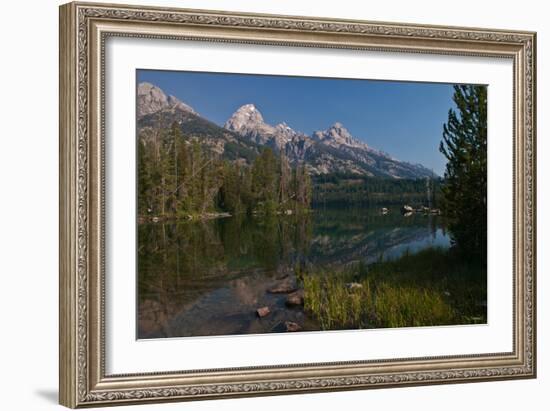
[[301, 247, 486, 330], [303, 273, 374, 329]]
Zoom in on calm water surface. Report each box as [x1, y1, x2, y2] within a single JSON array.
[[138, 206, 456, 338]]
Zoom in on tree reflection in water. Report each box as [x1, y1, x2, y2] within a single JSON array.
[[137, 206, 477, 338]]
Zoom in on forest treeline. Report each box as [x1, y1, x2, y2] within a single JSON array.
[[312, 174, 441, 207], [137, 123, 312, 219]]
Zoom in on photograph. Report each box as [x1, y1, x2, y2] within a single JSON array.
[[136, 70, 488, 339]]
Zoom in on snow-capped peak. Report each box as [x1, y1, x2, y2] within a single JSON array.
[[224, 104, 267, 133], [312, 122, 367, 149]]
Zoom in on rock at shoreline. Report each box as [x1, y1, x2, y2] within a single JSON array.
[[285, 321, 302, 332], [285, 290, 304, 306], [267, 279, 297, 294], [346, 282, 363, 291], [401, 205, 414, 214], [256, 306, 270, 318]]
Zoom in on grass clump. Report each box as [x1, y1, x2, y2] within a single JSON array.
[[303, 272, 373, 329], [300, 247, 486, 330], [372, 283, 454, 328]]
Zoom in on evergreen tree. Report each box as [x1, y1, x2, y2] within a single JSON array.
[[175, 131, 192, 213], [165, 123, 181, 214], [137, 140, 152, 215], [153, 127, 180, 216], [252, 148, 278, 211], [278, 151, 291, 205], [240, 166, 254, 213], [219, 162, 242, 213], [294, 163, 312, 207], [439, 84, 487, 261], [189, 141, 202, 212], [137, 133, 312, 218]]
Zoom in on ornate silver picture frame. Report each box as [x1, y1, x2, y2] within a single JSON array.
[[59, 2, 536, 408]]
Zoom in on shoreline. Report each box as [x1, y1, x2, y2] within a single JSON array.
[[138, 207, 313, 224], [138, 211, 232, 224], [138, 204, 442, 224]]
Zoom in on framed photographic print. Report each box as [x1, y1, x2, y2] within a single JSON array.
[[59, 2, 537, 408]]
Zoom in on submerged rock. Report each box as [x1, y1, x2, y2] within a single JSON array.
[[285, 290, 304, 306], [275, 273, 289, 280], [256, 306, 271, 318], [285, 321, 302, 332]]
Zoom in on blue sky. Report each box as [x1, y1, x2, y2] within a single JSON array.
[[137, 69, 458, 175]]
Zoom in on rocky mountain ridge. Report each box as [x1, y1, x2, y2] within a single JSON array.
[[137, 82, 436, 179], [137, 82, 197, 118]]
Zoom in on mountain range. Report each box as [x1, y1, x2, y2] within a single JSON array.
[[137, 82, 436, 179]]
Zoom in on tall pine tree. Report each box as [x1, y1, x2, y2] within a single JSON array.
[[439, 85, 487, 262]]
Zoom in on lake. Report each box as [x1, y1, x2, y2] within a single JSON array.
[[137, 205, 487, 339]]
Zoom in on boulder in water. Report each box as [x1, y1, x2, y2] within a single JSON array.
[[256, 306, 271, 318]]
